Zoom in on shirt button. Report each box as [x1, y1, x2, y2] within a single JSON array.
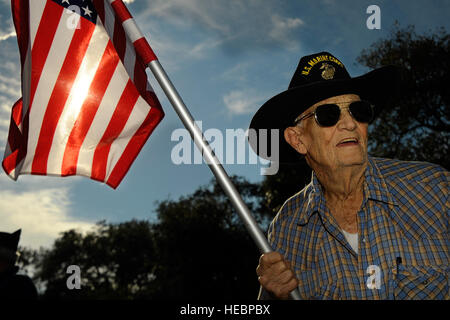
[[362, 238, 366, 243], [422, 280, 428, 285]]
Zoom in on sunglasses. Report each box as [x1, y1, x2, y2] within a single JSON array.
[[294, 100, 374, 127]]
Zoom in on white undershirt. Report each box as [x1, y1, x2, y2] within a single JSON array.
[[341, 229, 358, 254]]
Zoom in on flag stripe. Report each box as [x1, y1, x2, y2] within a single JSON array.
[[111, 0, 132, 22], [113, 16, 126, 60], [93, 0, 105, 22], [11, 0, 29, 69], [61, 41, 120, 176], [75, 64, 127, 178], [91, 80, 139, 182], [2, 100, 24, 175], [31, 17, 96, 174], [29, 1, 63, 108], [133, 38, 157, 65], [106, 99, 163, 188]]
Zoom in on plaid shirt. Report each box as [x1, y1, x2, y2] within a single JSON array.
[[264, 157, 449, 300]]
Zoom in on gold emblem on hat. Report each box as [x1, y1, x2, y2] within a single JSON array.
[[320, 63, 335, 80]]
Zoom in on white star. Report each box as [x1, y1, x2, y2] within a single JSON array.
[[82, 6, 93, 17], [61, 0, 70, 4]]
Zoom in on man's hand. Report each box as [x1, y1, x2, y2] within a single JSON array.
[[256, 251, 299, 299]]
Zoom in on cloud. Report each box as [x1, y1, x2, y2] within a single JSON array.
[[0, 175, 94, 250], [0, 30, 15, 42], [134, 0, 306, 56], [269, 15, 304, 48], [223, 89, 265, 115]]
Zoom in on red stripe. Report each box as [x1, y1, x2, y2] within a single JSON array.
[[111, 0, 132, 22], [11, 0, 29, 69], [31, 17, 96, 175], [133, 59, 147, 94], [90, 80, 139, 182], [2, 99, 24, 175], [29, 1, 64, 109], [61, 42, 120, 176], [106, 102, 164, 189], [113, 16, 126, 60], [133, 38, 157, 64], [92, 0, 105, 23]]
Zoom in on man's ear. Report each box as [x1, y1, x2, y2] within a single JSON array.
[[284, 126, 307, 155]]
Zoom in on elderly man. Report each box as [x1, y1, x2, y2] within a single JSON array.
[[249, 52, 449, 300]]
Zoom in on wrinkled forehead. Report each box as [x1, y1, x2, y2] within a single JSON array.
[[298, 93, 361, 119]]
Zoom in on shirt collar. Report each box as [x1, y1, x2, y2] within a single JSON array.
[[294, 171, 324, 226], [364, 157, 398, 206]]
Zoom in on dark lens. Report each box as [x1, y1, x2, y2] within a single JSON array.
[[349, 101, 373, 123], [314, 104, 341, 127]]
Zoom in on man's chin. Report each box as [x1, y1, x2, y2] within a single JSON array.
[[337, 154, 367, 168]]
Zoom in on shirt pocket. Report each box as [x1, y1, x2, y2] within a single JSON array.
[[310, 284, 341, 300], [391, 264, 448, 300], [297, 270, 341, 300]]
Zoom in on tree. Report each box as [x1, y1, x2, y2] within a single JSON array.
[[259, 160, 311, 216], [357, 23, 449, 169], [151, 175, 268, 299], [35, 220, 157, 299]]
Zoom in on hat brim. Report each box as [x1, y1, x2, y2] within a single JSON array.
[[249, 65, 402, 164]]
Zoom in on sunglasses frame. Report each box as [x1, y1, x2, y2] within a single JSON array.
[[294, 100, 374, 127]]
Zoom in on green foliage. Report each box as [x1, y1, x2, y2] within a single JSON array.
[[259, 160, 312, 216], [357, 23, 449, 169], [35, 220, 157, 299], [151, 175, 266, 299]]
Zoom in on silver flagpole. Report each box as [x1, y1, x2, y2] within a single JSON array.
[[148, 60, 301, 301], [111, 0, 299, 300]]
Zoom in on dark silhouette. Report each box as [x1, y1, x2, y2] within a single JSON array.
[[0, 229, 38, 299]]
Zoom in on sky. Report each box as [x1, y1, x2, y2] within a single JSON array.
[[0, 0, 449, 249]]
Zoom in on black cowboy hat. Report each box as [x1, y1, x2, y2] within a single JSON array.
[[248, 51, 402, 164]]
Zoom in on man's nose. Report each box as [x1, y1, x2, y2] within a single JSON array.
[[337, 107, 357, 130]]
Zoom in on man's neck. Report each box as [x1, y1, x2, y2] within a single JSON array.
[[316, 165, 366, 201], [312, 163, 366, 233]]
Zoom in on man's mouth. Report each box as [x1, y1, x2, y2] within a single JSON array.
[[336, 138, 359, 147]]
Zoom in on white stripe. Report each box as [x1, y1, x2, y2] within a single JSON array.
[[123, 38, 136, 82], [75, 64, 127, 178], [122, 19, 143, 43], [105, 95, 151, 181], [46, 17, 109, 175], [104, 0, 116, 40], [21, 10, 80, 173], [29, 0, 46, 45]]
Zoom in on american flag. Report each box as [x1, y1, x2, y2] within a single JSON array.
[[3, 0, 164, 189]]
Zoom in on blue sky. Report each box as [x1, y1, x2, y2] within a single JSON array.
[[0, 0, 449, 249]]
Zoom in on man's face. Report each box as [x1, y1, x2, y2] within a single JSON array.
[[285, 94, 369, 171]]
